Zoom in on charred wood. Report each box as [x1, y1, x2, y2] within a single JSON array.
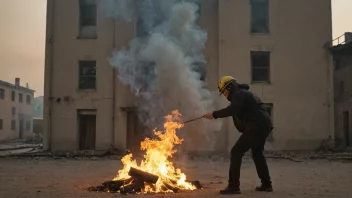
[[120, 179, 144, 194], [128, 167, 159, 184]]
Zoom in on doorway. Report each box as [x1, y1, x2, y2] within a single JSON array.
[[343, 111, 350, 147], [78, 111, 96, 150], [123, 108, 148, 153]]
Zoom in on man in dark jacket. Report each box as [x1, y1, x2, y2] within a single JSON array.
[[204, 76, 273, 195]]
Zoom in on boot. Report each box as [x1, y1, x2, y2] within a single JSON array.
[[220, 185, 241, 194], [255, 184, 273, 192]]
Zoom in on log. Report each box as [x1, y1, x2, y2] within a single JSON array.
[[128, 167, 159, 184], [87, 178, 134, 192], [163, 182, 180, 193], [120, 179, 144, 194]]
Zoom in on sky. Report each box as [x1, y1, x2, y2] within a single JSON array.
[[0, 0, 351, 97]]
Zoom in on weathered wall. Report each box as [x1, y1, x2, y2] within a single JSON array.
[[45, 0, 334, 151], [218, 0, 333, 150], [333, 44, 352, 147]]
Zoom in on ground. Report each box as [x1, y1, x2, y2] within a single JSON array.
[[0, 157, 351, 198]]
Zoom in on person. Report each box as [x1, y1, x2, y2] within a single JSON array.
[[204, 76, 273, 195]]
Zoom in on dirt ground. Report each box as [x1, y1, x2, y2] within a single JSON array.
[[0, 157, 351, 198]]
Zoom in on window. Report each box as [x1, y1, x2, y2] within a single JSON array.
[[19, 93, 23, 103], [25, 120, 31, 131], [250, 0, 269, 34], [79, 60, 97, 90], [251, 51, 270, 82], [0, 88, 5, 99], [79, 0, 97, 39], [11, 120, 16, 130], [11, 107, 16, 115], [11, 91, 15, 101], [26, 95, 31, 104], [0, 119, 3, 130]]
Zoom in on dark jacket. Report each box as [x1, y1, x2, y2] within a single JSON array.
[[212, 83, 273, 133]]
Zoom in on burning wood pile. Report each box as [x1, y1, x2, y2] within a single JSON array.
[[88, 110, 202, 194]]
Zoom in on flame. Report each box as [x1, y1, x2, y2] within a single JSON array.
[[113, 110, 196, 192]]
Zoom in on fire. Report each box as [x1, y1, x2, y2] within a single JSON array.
[[113, 110, 197, 193]]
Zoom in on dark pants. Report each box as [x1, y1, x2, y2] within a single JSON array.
[[229, 128, 272, 187]]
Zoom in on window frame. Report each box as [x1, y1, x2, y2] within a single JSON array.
[[78, 60, 97, 91], [19, 93, 23, 103], [0, 119, 3, 130], [0, 88, 5, 99], [250, 51, 271, 83], [11, 91, 15, 101], [78, 0, 98, 39], [250, 0, 270, 34]]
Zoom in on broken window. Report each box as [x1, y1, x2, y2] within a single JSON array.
[[19, 93, 23, 103], [251, 51, 270, 82], [11, 91, 15, 101], [0, 119, 3, 130], [79, 60, 97, 90], [250, 0, 269, 34], [26, 95, 31, 104], [0, 88, 5, 99], [11, 120, 16, 130], [79, 0, 97, 39], [25, 120, 31, 131]]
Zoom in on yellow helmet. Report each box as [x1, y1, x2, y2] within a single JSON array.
[[218, 76, 236, 94]]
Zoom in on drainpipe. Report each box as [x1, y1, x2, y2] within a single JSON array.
[[112, 19, 116, 148], [43, 0, 55, 150]]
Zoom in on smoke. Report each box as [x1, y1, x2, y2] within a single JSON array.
[[100, 0, 222, 151]]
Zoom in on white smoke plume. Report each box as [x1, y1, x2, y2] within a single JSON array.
[[100, 0, 222, 151]]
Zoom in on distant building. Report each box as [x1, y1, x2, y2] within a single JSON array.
[[0, 78, 35, 141], [44, 0, 334, 151], [331, 32, 352, 148]]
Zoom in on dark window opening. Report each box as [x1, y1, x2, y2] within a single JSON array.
[[0, 119, 3, 130], [0, 88, 5, 99], [11, 91, 15, 101], [79, 0, 97, 39], [251, 51, 270, 82], [19, 93, 23, 103], [250, 0, 269, 34], [11, 107, 16, 115], [79, 60, 97, 90], [26, 95, 31, 104], [11, 120, 16, 130]]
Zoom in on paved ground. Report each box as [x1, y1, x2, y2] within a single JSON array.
[[0, 157, 351, 198]]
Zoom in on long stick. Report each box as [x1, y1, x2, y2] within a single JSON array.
[[182, 116, 204, 124]]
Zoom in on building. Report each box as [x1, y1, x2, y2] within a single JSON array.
[[44, 0, 334, 151], [0, 78, 35, 141], [331, 32, 352, 148]]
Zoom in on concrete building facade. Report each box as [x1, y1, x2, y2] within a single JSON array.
[[332, 32, 352, 148], [44, 0, 334, 152], [0, 78, 35, 141]]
